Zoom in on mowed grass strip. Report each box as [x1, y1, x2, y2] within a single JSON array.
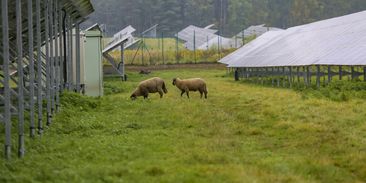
[[0, 68, 366, 183]]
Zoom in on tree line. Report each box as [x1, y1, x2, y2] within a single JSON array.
[[84, 0, 366, 37]]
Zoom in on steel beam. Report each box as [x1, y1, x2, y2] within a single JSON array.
[[54, 0, 60, 111], [28, 0, 36, 138], [76, 23, 81, 91], [68, 16, 73, 91], [16, 0, 25, 158], [2, 0, 12, 159], [36, 0, 43, 135], [44, 0, 52, 126]]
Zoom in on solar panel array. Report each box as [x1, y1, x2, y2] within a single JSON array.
[[177, 25, 218, 50], [221, 11, 366, 68], [235, 24, 283, 38]]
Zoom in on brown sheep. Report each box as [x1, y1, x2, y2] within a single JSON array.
[[172, 78, 208, 99], [130, 77, 168, 100]]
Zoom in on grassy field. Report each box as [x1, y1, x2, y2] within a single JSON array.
[[104, 37, 254, 65], [1, 68, 366, 182]]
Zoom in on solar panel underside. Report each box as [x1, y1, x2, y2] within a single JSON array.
[[221, 11, 366, 67]]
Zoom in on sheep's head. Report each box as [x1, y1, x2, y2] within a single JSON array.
[[130, 94, 137, 100], [172, 78, 177, 86]]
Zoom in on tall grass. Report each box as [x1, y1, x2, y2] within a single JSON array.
[[1, 68, 365, 182]]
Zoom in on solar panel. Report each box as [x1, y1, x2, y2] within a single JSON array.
[[176, 25, 218, 50], [236, 24, 283, 38], [106, 25, 139, 50], [221, 11, 366, 68]]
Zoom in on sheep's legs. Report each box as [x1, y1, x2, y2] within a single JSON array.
[[186, 91, 190, 99], [181, 90, 185, 97], [158, 91, 164, 98], [200, 91, 203, 98]]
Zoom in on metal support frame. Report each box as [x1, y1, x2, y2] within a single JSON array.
[[44, 0, 52, 126], [68, 16, 73, 91], [76, 23, 81, 92], [3, 0, 12, 159], [36, 0, 43, 135], [235, 64, 366, 88], [16, 0, 25, 158], [54, 0, 60, 111], [316, 65, 321, 88], [49, 0, 56, 114], [119, 44, 126, 81], [339, 66, 343, 80]]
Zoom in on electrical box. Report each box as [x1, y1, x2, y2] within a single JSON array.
[[84, 28, 103, 97]]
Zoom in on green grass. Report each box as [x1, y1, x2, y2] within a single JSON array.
[[1, 68, 366, 182]]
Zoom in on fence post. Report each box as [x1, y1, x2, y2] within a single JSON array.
[[194, 30, 196, 64], [141, 35, 144, 65], [176, 32, 179, 64], [161, 32, 165, 65]]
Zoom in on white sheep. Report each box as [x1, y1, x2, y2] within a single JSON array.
[[130, 77, 168, 100], [172, 78, 208, 99]]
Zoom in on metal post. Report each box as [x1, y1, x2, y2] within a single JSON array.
[[16, 0, 25, 158], [76, 23, 81, 92], [364, 67, 366, 82], [193, 30, 196, 64], [206, 35, 209, 50], [28, 0, 36, 138], [217, 35, 220, 60], [161, 32, 165, 65], [176, 32, 179, 64], [36, 0, 43, 135], [62, 9, 67, 89], [297, 67, 300, 83], [68, 17, 73, 91], [351, 66, 355, 80], [242, 31, 245, 46], [307, 66, 311, 85], [339, 66, 343, 80], [289, 66, 293, 88], [271, 67, 275, 86], [282, 67, 286, 87], [141, 35, 144, 65], [316, 65, 320, 88], [327, 66, 331, 84], [277, 67, 280, 87], [303, 66, 308, 86], [121, 43, 125, 81], [54, 0, 60, 110], [59, 8, 64, 91], [2, 0, 12, 159], [45, 0, 52, 126], [49, 0, 55, 114]]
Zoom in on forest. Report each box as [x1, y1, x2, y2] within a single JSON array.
[[85, 0, 366, 36]]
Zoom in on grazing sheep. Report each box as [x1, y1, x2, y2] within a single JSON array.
[[172, 78, 208, 99], [130, 77, 168, 100]]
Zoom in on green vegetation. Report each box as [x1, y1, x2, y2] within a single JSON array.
[[1, 68, 366, 182], [106, 38, 238, 65]]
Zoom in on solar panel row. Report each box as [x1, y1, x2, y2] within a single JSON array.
[[221, 11, 366, 68]]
